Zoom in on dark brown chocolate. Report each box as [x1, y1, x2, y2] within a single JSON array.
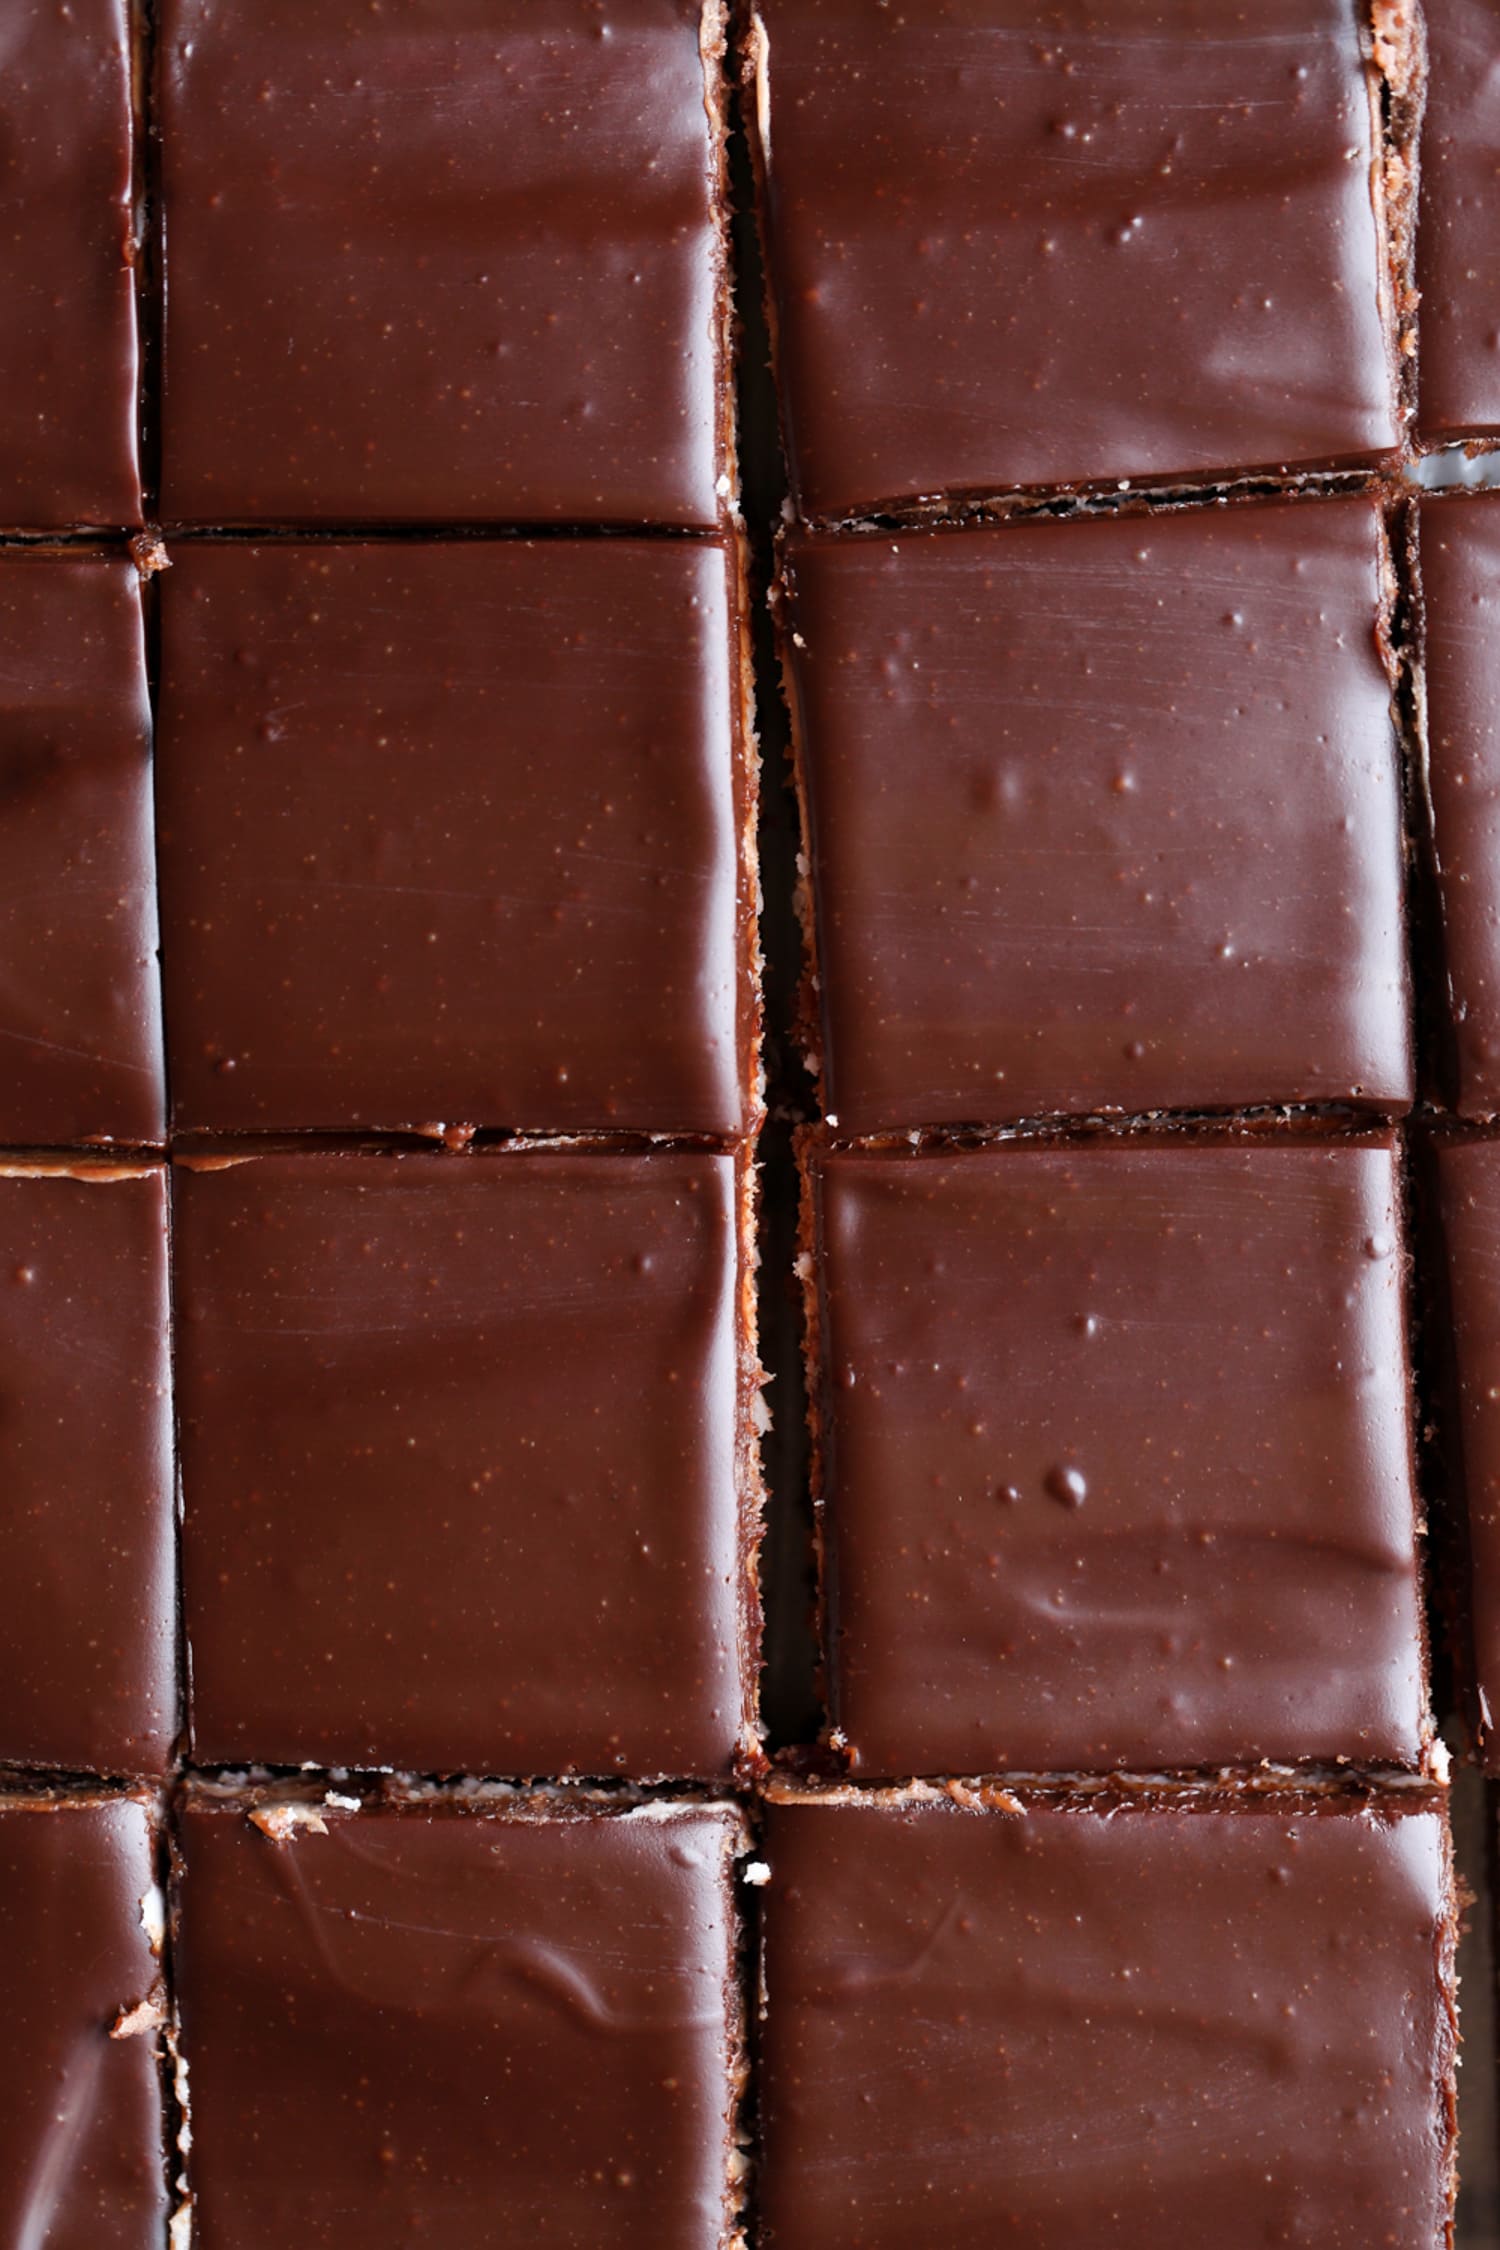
[[176, 1795, 745, 2250], [174, 1148, 758, 1779], [1416, 0, 1500, 445], [759, 1788, 1457, 2250], [0, 1795, 167, 2250], [0, 555, 163, 1147], [0, 1, 141, 528], [783, 498, 1411, 1132], [157, 0, 733, 526], [0, 1165, 175, 1776], [748, 0, 1401, 520], [1431, 1134, 1500, 1773], [155, 539, 755, 1137], [805, 1134, 1427, 1775], [1421, 492, 1500, 1115]]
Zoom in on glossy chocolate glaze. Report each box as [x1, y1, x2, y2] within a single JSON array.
[[760, 1790, 1456, 2250], [156, 540, 753, 1136], [1421, 493, 1500, 1115], [805, 1135, 1427, 1775], [1431, 1135, 1500, 1773], [0, 556, 162, 1147], [157, 0, 732, 525], [0, 1166, 175, 1776], [0, 1796, 166, 2250], [176, 1796, 745, 2250], [1416, 0, 1500, 444], [749, 0, 1400, 520], [0, 0, 141, 528], [784, 498, 1411, 1133], [175, 1148, 756, 1778]]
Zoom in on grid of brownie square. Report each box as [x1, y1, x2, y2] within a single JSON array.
[[1, 6, 757, 2243], [753, 2, 1471, 2242], [7, 0, 1500, 2244]]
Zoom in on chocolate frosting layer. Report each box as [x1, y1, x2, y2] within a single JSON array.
[[157, 540, 752, 1136], [807, 1135, 1426, 1775], [1416, 0, 1500, 443], [760, 1792, 1456, 2250], [0, 1166, 175, 1775], [784, 498, 1410, 1131], [0, 1797, 166, 2250], [177, 1798, 744, 2250], [158, 0, 731, 524], [1432, 1134, 1500, 1771], [751, 0, 1400, 518], [1422, 493, 1500, 1114], [0, 556, 162, 1146], [0, 0, 141, 527], [176, 1148, 753, 1779]]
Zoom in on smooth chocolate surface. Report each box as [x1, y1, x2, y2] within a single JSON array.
[[1416, 0, 1500, 443], [750, 0, 1400, 519], [0, 556, 163, 1146], [1431, 1136, 1500, 1774], [1, 1796, 167, 2250], [0, 1, 141, 527], [784, 500, 1411, 1133], [806, 1137, 1426, 1775], [157, 0, 732, 525], [176, 1797, 744, 2250], [0, 1166, 175, 1776], [759, 1791, 1456, 2250], [175, 1149, 754, 1778], [156, 539, 752, 1136], [1421, 493, 1500, 1115]]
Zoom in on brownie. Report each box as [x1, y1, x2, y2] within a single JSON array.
[[174, 1147, 759, 1779], [803, 1134, 1427, 1775], [0, 1794, 167, 2250], [175, 1792, 747, 2250], [782, 498, 1411, 1132], [759, 1785, 1457, 2250], [0, 1164, 175, 1776], [1416, 0, 1500, 445], [157, 0, 734, 525], [747, 0, 1403, 521], [1430, 1134, 1500, 1771], [156, 540, 755, 1137], [0, 0, 141, 528], [1420, 492, 1500, 1114], [0, 556, 161, 1146]]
